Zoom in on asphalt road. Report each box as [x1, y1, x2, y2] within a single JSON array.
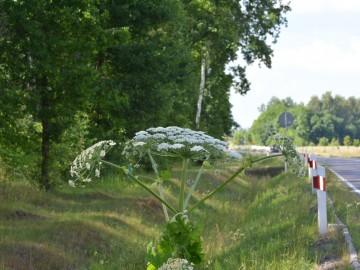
[[316, 156, 360, 195]]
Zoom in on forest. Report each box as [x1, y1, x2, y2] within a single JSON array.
[[235, 92, 360, 147], [0, 0, 290, 189]]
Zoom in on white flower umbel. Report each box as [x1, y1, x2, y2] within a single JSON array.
[[272, 133, 306, 177], [123, 126, 241, 162], [123, 126, 242, 213], [158, 258, 194, 270], [69, 140, 116, 187]]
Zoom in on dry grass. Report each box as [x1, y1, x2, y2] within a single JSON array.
[[297, 146, 360, 158]]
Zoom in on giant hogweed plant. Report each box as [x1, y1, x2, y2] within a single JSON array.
[[69, 127, 305, 269]]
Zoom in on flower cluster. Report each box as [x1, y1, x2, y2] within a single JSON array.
[[123, 126, 241, 163], [69, 140, 116, 187], [158, 258, 194, 270], [273, 134, 306, 177]]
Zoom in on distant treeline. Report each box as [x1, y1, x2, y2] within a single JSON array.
[[234, 92, 360, 146]]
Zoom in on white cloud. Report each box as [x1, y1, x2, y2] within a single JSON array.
[[290, 0, 360, 13], [331, 0, 360, 11], [274, 39, 360, 74], [289, 0, 326, 13]]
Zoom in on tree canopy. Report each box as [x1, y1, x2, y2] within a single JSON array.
[[0, 0, 290, 189], [245, 92, 360, 146]]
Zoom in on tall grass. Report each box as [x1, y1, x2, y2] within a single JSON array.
[[326, 169, 360, 256], [0, 159, 351, 269]]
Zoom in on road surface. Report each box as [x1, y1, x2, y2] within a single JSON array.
[[316, 156, 360, 195]]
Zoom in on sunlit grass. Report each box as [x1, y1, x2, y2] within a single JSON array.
[[326, 169, 360, 258], [0, 159, 352, 269], [298, 146, 360, 158]]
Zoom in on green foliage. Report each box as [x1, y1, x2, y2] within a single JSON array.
[[2, 160, 351, 269], [0, 0, 102, 189], [232, 128, 247, 145], [147, 214, 204, 269], [318, 137, 329, 146], [248, 92, 360, 146], [248, 97, 290, 145], [354, 139, 360, 147], [0, 0, 291, 188], [330, 138, 340, 147], [343, 135, 352, 146], [327, 171, 360, 258]]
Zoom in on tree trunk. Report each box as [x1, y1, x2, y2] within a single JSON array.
[[195, 58, 206, 129], [40, 86, 51, 190]]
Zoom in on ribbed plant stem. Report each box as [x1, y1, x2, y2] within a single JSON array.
[[179, 158, 189, 212], [100, 160, 177, 214], [184, 164, 204, 210], [148, 151, 169, 221]]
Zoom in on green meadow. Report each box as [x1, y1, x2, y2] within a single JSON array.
[[0, 157, 352, 269]]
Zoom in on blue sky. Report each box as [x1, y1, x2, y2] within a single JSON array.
[[230, 0, 360, 128]]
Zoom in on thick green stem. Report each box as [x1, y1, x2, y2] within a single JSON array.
[[148, 151, 169, 221], [188, 154, 282, 213], [179, 158, 189, 212], [184, 163, 204, 210], [100, 160, 177, 214]]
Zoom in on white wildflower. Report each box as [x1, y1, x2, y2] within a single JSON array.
[[158, 258, 194, 270], [270, 132, 306, 177], [170, 143, 184, 149], [123, 126, 239, 162], [152, 133, 166, 139], [133, 141, 146, 147], [226, 150, 242, 159], [68, 180, 76, 187], [69, 140, 116, 187], [135, 131, 149, 136], [158, 143, 171, 150], [133, 134, 148, 140], [190, 146, 205, 152]]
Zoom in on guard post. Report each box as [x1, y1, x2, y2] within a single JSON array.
[[313, 165, 327, 235]]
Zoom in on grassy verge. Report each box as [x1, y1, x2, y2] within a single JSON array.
[[0, 158, 351, 269], [326, 168, 360, 258]]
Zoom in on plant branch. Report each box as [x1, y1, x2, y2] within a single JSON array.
[[148, 151, 170, 221], [188, 154, 282, 213], [184, 163, 205, 210], [100, 160, 177, 214]]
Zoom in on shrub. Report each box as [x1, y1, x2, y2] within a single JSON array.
[[343, 135, 352, 146], [354, 139, 360, 147], [318, 137, 329, 146], [330, 138, 340, 147]]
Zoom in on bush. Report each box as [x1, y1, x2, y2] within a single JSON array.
[[232, 131, 245, 145], [309, 142, 316, 146], [343, 135, 352, 146], [330, 138, 340, 147], [318, 137, 329, 146], [354, 139, 360, 147]]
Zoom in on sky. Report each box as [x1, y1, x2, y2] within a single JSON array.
[[230, 0, 360, 129]]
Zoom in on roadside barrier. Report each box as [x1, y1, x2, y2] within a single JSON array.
[[303, 154, 327, 235], [302, 153, 360, 269]]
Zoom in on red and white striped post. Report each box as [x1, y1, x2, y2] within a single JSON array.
[[308, 154, 317, 194], [313, 165, 327, 235]]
